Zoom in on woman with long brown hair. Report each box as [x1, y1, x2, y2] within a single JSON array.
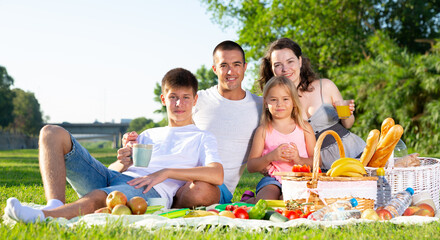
[[258, 38, 365, 170]]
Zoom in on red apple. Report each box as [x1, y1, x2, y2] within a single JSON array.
[[128, 197, 148, 215], [207, 209, 220, 215], [416, 203, 435, 217], [403, 206, 420, 216], [106, 191, 127, 209], [111, 204, 132, 215], [376, 209, 392, 220], [94, 207, 112, 214]]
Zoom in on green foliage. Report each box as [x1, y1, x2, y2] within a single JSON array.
[[371, 0, 440, 54], [156, 118, 168, 127], [153, 82, 166, 116], [329, 32, 440, 154], [201, 0, 440, 76], [202, 0, 372, 74], [195, 65, 218, 90], [0, 66, 15, 128], [9, 88, 43, 136], [127, 117, 158, 133], [78, 141, 113, 149]]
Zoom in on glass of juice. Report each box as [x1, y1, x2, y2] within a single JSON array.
[[335, 100, 351, 119]]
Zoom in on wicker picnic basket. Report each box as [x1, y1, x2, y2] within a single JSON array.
[[282, 130, 377, 211], [365, 157, 440, 211]]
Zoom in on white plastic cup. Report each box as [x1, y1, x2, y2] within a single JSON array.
[[412, 191, 436, 211], [132, 144, 153, 167]]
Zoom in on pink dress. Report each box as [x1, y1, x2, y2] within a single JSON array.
[[263, 125, 309, 182]]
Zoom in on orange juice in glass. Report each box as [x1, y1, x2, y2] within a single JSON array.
[[335, 100, 351, 119]]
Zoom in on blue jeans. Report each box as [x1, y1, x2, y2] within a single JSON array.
[[64, 135, 160, 201], [256, 176, 282, 193]]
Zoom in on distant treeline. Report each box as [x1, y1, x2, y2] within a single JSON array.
[[1, 66, 44, 137]]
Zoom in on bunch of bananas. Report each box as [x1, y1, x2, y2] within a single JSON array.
[[326, 158, 366, 177]]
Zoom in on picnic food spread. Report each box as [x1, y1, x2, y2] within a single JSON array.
[[88, 118, 438, 223]]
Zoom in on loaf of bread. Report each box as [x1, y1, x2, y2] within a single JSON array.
[[360, 129, 380, 166], [368, 124, 404, 168], [379, 118, 395, 142], [394, 153, 420, 167]]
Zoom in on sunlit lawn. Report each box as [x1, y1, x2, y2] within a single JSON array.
[[1, 147, 440, 239]]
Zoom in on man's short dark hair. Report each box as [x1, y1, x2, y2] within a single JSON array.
[[212, 40, 246, 64], [161, 68, 198, 96]]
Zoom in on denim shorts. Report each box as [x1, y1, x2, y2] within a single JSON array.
[[218, 183, 233, 204], [256, 176, 282, 193], [64, 135, 160, 201]]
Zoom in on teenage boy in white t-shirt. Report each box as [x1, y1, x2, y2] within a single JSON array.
[[121, 41, 262, 208], [5, 68, 223, 223]]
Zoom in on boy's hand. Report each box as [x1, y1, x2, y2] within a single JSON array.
[[122, 131, 138, 147], [127, 169, 169, 194], [116, 146, 133, 171]]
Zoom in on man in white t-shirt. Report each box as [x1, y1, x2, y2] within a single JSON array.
[[5, 68, 223, 223], [171, 41, 263, 207]]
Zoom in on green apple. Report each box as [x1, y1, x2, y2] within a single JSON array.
[[111, 204, 132, 215], [361, 209, 380, 220]]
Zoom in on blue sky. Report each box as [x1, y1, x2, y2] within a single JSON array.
[[0, 0, 239, 123]]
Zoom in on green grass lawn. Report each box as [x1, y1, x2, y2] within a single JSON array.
[[1, 148, 440, 239]]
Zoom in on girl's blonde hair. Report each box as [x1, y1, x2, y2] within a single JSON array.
[[261, 76, 308, 133]]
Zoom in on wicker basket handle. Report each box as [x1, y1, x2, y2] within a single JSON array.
[[311, 130, 345, 182]]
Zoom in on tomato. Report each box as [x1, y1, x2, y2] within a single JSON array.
[[292, 165, 302, 172], [233, 208, 249, 219], [300, 165, 311, 173], [282, 209, 300, 220], [300, 211, 313, 218], [225, 205, 237, 211], [275, 208, 283, 214], [292, 164, 312, 173], [238, 206, 251, 211]]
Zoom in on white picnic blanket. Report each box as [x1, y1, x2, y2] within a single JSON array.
[[3, 203, 439, 230]]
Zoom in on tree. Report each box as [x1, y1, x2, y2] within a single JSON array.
[[195, 65, 218, 90], [127, 117, 158, 133], [329, 32, 440, 154], [153, 82, 166, 116], [10, 89, 43, 136], [0, 66, 15, 128], [201, 0, 440, 74], [370, 0, 440, 53]]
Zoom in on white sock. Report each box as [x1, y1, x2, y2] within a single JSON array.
[[5, 198, 45, 223], [41, 199, 64, 210]]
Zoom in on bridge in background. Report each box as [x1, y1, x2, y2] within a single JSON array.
[[53, 123, 130, 148]]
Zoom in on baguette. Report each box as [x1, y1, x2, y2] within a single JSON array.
[[368, 124, 404, 168], [360, 129, 380, 166], [379, 118, 395, 142]]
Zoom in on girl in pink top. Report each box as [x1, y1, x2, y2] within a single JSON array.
[[245, 76, 316, 203]]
